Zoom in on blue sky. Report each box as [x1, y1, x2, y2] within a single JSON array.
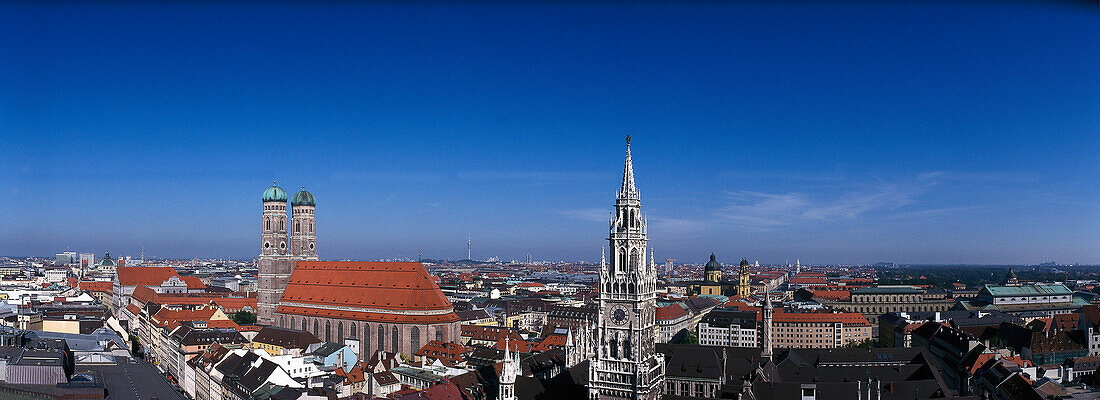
[[1, 2, 1097, 264]]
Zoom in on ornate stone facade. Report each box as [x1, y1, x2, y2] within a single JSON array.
[[588, 137, 665, 400]]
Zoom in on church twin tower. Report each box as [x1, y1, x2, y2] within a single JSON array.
[[257, 183, 318, 325], [589, 136, 665, 400]]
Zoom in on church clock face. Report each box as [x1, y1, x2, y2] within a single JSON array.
[[610, 306, 629, 325]]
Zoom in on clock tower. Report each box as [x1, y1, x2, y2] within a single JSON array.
[[588, 136, 665, 400]]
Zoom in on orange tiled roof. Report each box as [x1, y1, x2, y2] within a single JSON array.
[[494, 338, 533, 353], [655, 304, 688, 321], [78, 281, 113, 293], [766, 311, 870, 326], [532, 334, 568, 352], [811, 290, 851, 301], [125, 304, 141, 316], [182, 276, 206, 290], [415, 340, 467, 364], [116, 266, 180, 287], [131, 286, 159, 305], [275, 261, 458, 324]]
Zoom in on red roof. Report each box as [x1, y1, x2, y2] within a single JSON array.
[[151, 307, 237, 330], [766, 311, 870, 326], [811, 290, 851, 301], [181, 276, 206, 290], [655, 304, 688, 321], [790, 277, 828, 285], [67, 277, 78, 288], [494, 338, 533, 353], [78, 281, 113, 293], [116, 266, 180, 287], [532, 334, 568, 352], [279, 261, 454, 308], [125, 304, 142, 316], [131, 286, 159, 305], [415, 340, 467, 365], [516, 282, 545, 288], [462, 325, 522, 342]]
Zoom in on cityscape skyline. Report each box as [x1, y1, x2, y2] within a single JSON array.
[[3, 3, 1098, 264]]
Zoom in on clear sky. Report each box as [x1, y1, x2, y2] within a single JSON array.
[[1, 2, 1097, 264]]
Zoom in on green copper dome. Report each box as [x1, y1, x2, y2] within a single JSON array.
[[98, 251, 116, 267], [704, 253, 721, 271], [292, 190, 315, 207], [263, 183, 288, 203]]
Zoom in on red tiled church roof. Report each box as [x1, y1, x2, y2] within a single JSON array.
[[181, 276, 206, 290], [116, 266, 180, 287], [276, 261, 459, 324]]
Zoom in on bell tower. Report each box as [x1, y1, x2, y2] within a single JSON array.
[[258, 182, 289, 324], [291, 188, 318, 260], [589, 136, 665, 400]]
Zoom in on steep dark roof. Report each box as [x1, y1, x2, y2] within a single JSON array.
[[253, 326, 320, 349]]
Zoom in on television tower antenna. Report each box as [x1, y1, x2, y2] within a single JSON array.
[[467, 235, 472, 261]]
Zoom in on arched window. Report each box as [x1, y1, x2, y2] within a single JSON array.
[[630, 249, 640, 272], [378, 325, 385, 351], [326, 321, 332, 342], [314, 320, 319, 337], [279, 219, 284, 231], [435, 326, 443, 342], [410, 327, 420, 353], [391, 326, 400, 354], [618, 249, 626, 273], [265, 218, 270, 231], [364, 324, 371, 355], [310, 222, 314, 234], [302, 319, 307, 331], [295, 220, 300, 233], [337, 322, 343, 341], [350, 323, 356, 338]]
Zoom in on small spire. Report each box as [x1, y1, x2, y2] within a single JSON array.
[[619, 135, 638, 199]]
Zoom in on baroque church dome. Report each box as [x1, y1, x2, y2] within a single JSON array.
[[263, 183, 288, 203], [704, 253, 721, 271], [291, 190, 315, 207]]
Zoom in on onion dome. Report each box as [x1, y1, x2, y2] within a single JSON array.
[[292, 189, 315, 207], [263, 182, 288, 203], [704, 254, 721, 272], [740, 258, 750, 267]]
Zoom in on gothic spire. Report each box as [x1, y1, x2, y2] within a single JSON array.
[[619, 135, 638, 199]]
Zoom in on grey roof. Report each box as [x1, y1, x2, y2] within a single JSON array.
[[309, 342, 344, 357], [700, 309, 757, 329], [253, 326, 320, 349]]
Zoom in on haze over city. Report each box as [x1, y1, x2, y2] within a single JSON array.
[[2, 2, 1097, 264]]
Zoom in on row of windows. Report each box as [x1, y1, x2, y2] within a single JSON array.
[[278, 315, 445, 355]]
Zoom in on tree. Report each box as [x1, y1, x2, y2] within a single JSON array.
[[844, 338, 875, 348], [671, 329, 698, 345], [231, 310, 257, 325], [129, 334, 144, 358]]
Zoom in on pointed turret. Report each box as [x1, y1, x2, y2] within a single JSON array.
[[619, 135, 638, 200], [500, 337, 518, 400], [761, 291, 774, 361]]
